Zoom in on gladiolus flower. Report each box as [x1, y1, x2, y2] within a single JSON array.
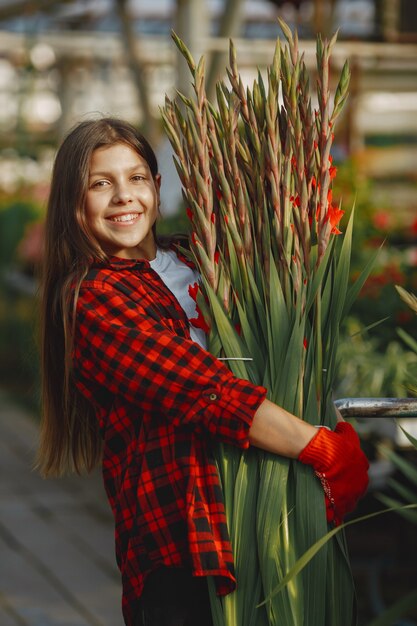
[[188, 281, 199, 301], [188, 282, 210, 332], [189, 309, 210, 334], [161, 25, 363, 626], [188, 292, 208, 330], [327, 204, 344, 235]]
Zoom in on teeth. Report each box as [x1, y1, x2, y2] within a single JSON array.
[[109, 213, 139, 222]]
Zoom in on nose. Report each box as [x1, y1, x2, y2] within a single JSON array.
[[112, 184, 133, 205]]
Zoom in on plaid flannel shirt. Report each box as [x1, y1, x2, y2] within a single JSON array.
[[72, 254, 266, 625]]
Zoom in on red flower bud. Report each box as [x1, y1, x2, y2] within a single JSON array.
[[188, 281, 199, 301], [189, 307, 210, 333]]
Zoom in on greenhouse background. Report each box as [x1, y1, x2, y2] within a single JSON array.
[[0, 1, 416, 624]]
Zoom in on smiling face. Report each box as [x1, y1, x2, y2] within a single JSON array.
[[85, 142, 161, 260]]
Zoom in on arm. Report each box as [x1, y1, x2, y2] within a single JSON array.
[[249, 400, 368, 526], [249, 399, 318, 458], [74, 282, 266, 448], [75, 280, 368, 524]]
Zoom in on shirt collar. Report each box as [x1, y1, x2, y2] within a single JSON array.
[[93, 255, 151, 270], [91, 239, 195, 271]]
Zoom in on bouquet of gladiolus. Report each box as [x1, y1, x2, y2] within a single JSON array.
[[162, 20, 371, 626]]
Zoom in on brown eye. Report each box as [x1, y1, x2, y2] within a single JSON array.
[[91, 179, 109, 188]]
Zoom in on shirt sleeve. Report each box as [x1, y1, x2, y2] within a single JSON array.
[[73, 281, 267, 449]]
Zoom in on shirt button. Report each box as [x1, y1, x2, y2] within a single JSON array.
[[209, 393, 217, 401]]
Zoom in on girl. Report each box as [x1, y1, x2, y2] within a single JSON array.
[[38, 117, 369, 626]]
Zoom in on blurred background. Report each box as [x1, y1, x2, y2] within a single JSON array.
[[0, 0, 416, 624]]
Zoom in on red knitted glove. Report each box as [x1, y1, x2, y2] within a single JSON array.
[[298, 422, 369, 526]]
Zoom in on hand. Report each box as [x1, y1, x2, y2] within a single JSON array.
[[298, 422, 369, 526]]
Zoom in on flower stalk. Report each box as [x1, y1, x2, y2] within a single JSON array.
[[162, 20, 368, 626]]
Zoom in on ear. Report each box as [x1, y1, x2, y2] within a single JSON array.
[[154, 173, 162, 214], [154, 173, 162, 195]]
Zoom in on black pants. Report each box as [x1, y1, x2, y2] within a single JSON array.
[[134, 568, 214, 626]]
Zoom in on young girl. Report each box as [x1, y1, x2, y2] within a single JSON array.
[[38, 117, 369, 626]]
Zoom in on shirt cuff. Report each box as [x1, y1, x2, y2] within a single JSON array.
[[184, 377, 267, 449]]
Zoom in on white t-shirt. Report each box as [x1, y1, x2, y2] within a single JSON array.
[[150, 248, 207, 349]]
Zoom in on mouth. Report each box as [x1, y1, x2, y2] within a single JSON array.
[[106, 213, 142, 223]]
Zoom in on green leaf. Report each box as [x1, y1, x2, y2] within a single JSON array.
[[343, 235, 381, 316], [366, 588, 417, 626], [329, 208, 354, 325], [231, 452, 267, 625], [379, 445, 417, 484], [266, 257, 290, 387], [377, 495, 417, 525], [208, 577, 226, 626], [260, 505, 417, 604], [386, 477, 417, 505], [398, 424, 417, 449], [397, 327, 417, 353], [203, 282, 249, 380], [349, 316, 391, 337]]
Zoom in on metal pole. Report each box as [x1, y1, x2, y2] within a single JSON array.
[[335, 398, 417, 418], [175, 0, 208, 96]]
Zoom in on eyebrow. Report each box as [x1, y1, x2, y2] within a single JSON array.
[[89, 164, 149, 178]]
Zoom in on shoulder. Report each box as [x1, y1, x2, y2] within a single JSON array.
[[78, 262, 150, 305]]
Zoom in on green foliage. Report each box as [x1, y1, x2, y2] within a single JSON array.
[[0, 198, 42, 267], [0, 195, 42, 409], [157, 209, 190, 238], [378, 436, 417, 525], [332, 160, 417, 345], [0, 283, 39, 410], [335, 317, 417, 399], [163, 21, 365, 626]]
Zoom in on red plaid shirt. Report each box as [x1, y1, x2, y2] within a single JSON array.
[[72, 254, 266, 625]]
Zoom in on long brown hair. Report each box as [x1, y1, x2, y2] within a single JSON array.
[[37, 117, 160, 477]]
